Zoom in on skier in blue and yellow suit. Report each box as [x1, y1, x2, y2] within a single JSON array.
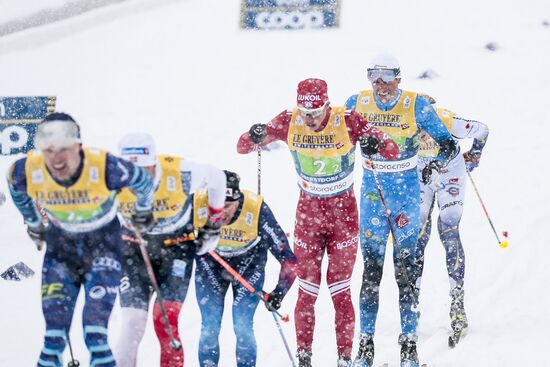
[[195, 170, 297, 367], [7, 113, 155, 367], [345, 55, 457, 367]]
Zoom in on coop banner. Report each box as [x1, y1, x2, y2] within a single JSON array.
[[241, 0, 341, 30]]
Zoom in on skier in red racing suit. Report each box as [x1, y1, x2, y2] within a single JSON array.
[[237, 78, 398, 366]]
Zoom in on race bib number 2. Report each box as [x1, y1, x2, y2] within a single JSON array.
[[298, 154, 342, 176]]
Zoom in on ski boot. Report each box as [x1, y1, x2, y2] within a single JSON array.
[[399, 334, 419, 367], [337, 355, 353, 367], [353, 333, 374, 367], [449, 286, 468, 347], [297, 350, 312, 367]]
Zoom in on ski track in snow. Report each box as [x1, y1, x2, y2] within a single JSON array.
[[1, 0, 550, 366]]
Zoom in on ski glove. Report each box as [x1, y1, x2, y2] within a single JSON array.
[[195, 222, 221, 255], [249, 123, 267, 144], [131, 209, 155, 232], [27, 222, 46, 251], [463, 149, 482, 172], [421, 160, 442, 185], [0, 191, 5, 206], [264, 292, 283, 311], [359, 135, 381, 156]]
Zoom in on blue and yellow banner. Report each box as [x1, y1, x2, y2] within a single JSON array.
[[240, 0, 341, 30], [0, 96, 56, 155]]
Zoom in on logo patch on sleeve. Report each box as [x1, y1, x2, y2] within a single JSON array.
[[395, 213, 410, 228]]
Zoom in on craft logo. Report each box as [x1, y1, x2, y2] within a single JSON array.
[[241, 0, 341, 30], [0, 96, 56, 155]]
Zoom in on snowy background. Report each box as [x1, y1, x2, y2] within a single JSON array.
[[1, 0, 549, 365]]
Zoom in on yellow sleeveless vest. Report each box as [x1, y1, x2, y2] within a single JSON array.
[[287, 106, 356, 197], [216, 190, 262, 257], [25, 147, 117, 232], [118, 155, 195, 235], [418, 108, 454, 160], [356, 89, 420, 148]]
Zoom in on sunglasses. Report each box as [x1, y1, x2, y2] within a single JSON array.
[[367, 68, 400, 83], [297, 101, 328, 117]]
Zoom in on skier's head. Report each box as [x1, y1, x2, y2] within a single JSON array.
[[296, 78, 330, 130], [35, 112, 83, 181], [367, 53, 401, 103], [222, 170, 241, 225], [118, 132, 157, 175]]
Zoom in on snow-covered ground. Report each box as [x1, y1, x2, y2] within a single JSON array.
[[1, 0, 549, 365]]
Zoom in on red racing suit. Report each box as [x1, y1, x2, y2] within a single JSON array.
[[237, 107, 398, 358]]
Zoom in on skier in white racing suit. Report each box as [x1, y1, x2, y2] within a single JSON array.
[[415, 94, 489, 337]]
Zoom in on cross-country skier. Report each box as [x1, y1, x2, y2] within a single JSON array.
[[345, 54, 458, 367], [6, 113, 155, 367], [195, 170, 297, 367], [237, 78, 398, 367], [114, 132, 226, 367], [414, 95, 489, 346]]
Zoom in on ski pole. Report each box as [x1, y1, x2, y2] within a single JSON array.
[[257, 146, 262, 195], [466, 171, 508, 248], [207, 251, 296, 366], [252, 144, 295, 366], [368, 159, 420, 308], [128, 224, 183, 350], [65, 328, 80, 367], [207, 250, 289, 321], [270, 311, 297, 367]]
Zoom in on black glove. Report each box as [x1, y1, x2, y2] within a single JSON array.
[[421, 160, 442, 185], [131, 209, 155, 232], [27, 222, 46, 250], [264, 292, 283, 311], [463, 149, 482, 172], [248, 123, 267, 144], [195, 223, 221, 255], [359, 136, 380, 156]]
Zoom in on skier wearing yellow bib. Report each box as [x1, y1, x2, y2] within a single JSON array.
[[195, 170, 297, 367], [114, 133, 226, 367], [415, 96, 489, 347], [345, 55, 458, 367], [7, 113, 155, 367]]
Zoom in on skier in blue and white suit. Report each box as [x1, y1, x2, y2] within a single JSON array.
[[7, 113, 155, 367], [415, 94, 489, 336], [195, 171, 297, 367], [345, 54, 457, 366]]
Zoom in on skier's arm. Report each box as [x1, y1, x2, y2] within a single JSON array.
[[179, 159, 225, 221], [259, 202, 297, 299], [6, 158, 42, 226], [346, 110, 400, 159], [105, 153, 154, 211], [415, 97, 457, 166], [344, 94, 359, 110], [237, 110, 292, 154], [451, 116, 489, 153]]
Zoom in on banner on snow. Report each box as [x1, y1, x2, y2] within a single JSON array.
[[240, 0, 341, 30], [0, 96, 56, 155]]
